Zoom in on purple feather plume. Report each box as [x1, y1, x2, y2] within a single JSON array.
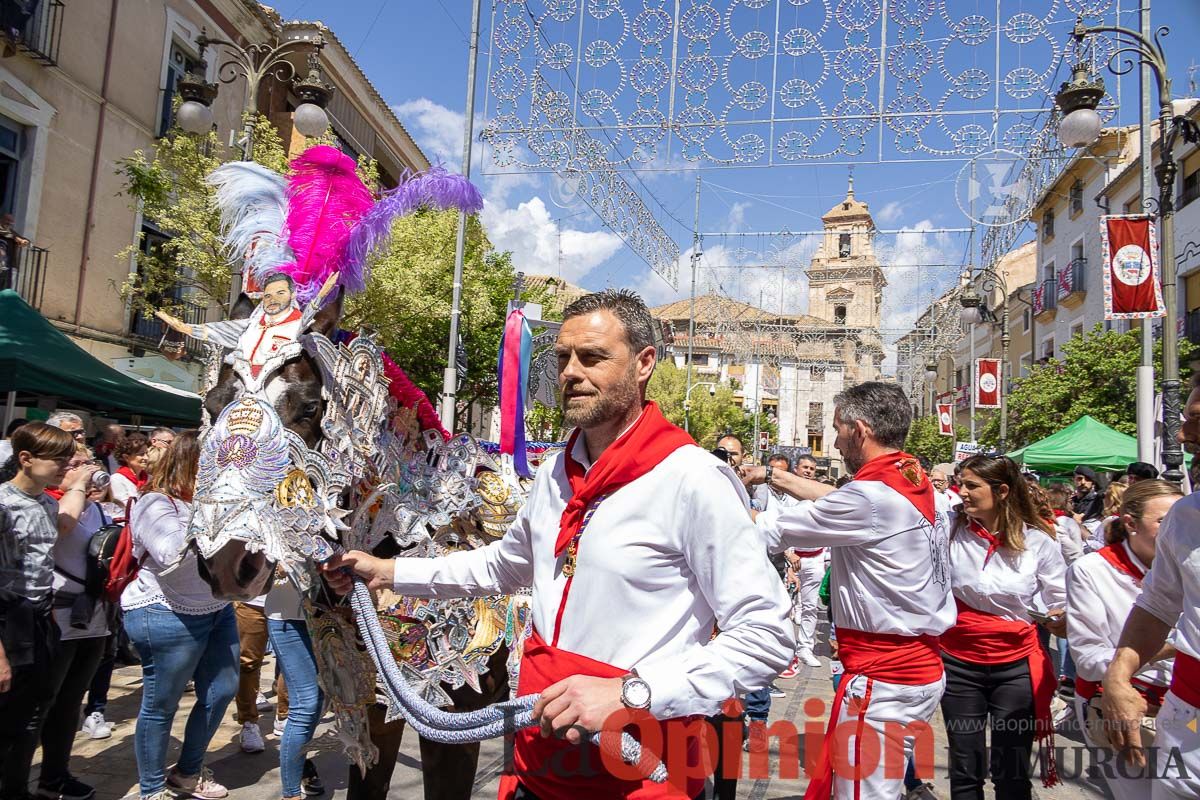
[[340, 165, 485, 292], [279, 145, 373, 304]]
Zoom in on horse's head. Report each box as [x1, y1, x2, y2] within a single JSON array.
[[190, 292, 343, 601]]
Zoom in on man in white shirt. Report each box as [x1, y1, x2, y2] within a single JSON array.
[[930, 465, 962, 509], [1103, 379, 1200, 798], [742, 382, 955, 800], [777, 454, 824, 671], [325, 289, 793, 800]]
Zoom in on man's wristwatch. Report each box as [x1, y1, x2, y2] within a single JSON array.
[[764, 464, 774, 487], [621, 671, 652, 710]]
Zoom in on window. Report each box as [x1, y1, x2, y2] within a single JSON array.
[[1070, 179, 1084, 214], [838, 233, 852, 258], [130, 224, 181, 338], [1183, 168, 1200, 208], [1022, 308, 1031, 332], [833, 304, 847, 325], [1041, 209, 1055, 240], [810, 366, 826, 382], [1020, 353, 1032, 377], [0, 119, 22, 216], [1043, 260, 1056, 284], [159, 41, 203, 137], [1042, 338, 1055, 359], [1071, 323, 1083, 339], [1071, 239, 1084, 263], [807, 402, 823, 431], [955, 367, 965, 388], [807, 433, 823, 456]]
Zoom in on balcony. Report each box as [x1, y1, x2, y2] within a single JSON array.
[[1057, 258, 1087, 309], [1033, 277, 1058, 322], [1, 237, 49, 310], [129, 297, 209, 359], [1, 0, 64, 65]]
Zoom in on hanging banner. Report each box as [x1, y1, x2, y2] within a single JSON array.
[[937, 403, 954, 436], [975, 358, 1002, 409], [1101, 215, 1165, 319]]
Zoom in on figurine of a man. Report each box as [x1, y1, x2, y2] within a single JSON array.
[[155, 271, 338, 378]]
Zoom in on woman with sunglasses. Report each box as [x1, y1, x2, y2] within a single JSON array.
[[939, 454, 1067, 799], [0, 423, 100, 799]]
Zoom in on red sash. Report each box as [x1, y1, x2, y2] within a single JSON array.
[[850, 450, 935, 525], [939, 598, 1059, 786], [1075, 676, 1167, 706], [1171, 652, 1200, 708], [803, 628, 943, 800], [1097, 542, 1146, 582], [496, 628, 701, 800]]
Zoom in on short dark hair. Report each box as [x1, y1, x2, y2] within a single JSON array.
[[767, 453, 792, 470], [4, 418, 27, 437], [795, 454, 817, 466], [833, 381, 912, 449], [114, 432, 149, 465], [261, 272, 295, 291], [1126, 461, 1159, 481], [717, 434, 744, 449], [562, 289, 656, 353]]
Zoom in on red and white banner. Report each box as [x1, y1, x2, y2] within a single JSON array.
[[1101, 215, 1165, 319], [936, 403, 954, 436], [975, 358, 1001, 409]]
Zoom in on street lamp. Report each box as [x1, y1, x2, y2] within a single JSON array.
[[924, 361, 939, 383], [175, 30, 333, 159], [960, 268, 1010, 451], [683, 381, 716, 434], [1055, 17, 1200, 483]]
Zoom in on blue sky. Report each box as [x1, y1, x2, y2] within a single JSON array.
[[271, 0, 1200, 356]]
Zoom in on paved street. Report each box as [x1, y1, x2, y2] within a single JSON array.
[[43, 638, 1113, 800]]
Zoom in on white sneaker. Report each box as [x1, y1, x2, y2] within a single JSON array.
[[797, 647, 821, 667], [255, 692, 271, 711], [273, 716, 287, 737], [239, 721, 264, 753], [166, 767, 228, 800], [80, 711, 112, 740]]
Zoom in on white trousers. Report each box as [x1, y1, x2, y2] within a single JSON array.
[[1074, 694, 1153, 800], [831, 673, 945, 800], [1152, 690, 1200, 799], [792, 555, 824, 652]]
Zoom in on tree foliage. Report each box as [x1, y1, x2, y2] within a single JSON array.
[[647, 361, 778, 451], [978, 324, 1196, 450], [904, 414, 970, 466]]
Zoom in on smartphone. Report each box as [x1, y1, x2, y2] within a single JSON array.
[[1028, 609, 1060, 625]]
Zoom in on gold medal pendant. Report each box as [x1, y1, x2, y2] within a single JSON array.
[[562, 541, 578, 577]]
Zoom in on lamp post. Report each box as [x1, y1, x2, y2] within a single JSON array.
[[1056, 17, 1200, 483], [683, 381, 716, 434], [174, 30, 333, 160], [960, 267, 1010, 452], [924, 360, 939, 417]]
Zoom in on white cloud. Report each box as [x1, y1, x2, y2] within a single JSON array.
[[877, 200, 904, 225], [481, 196, 624, 283], [391, 98, 465, 165], [726, 201, 751, 231]]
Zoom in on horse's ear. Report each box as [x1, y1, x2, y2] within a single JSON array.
[[309, 287, 343, 338], [230, 293, 255, 321]]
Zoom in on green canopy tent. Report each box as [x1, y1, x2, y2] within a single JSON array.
[[1008, 414, 1188, 474], [0, 289, 201, 425]]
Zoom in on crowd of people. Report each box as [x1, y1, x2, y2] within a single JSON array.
[[2, 286, 1200, 800]]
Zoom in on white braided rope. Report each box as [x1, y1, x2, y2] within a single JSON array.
[[347, 579, 668, 783]]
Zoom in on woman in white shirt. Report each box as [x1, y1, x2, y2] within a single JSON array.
[[1066, 479, 1181, 800], [108, 433, 149, 507], [939, 454, 1067, 800], [121, 432, 237, 800]]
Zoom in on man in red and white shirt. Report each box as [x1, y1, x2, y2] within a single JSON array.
[[1103, 380, 1200, 798], [743, 381, 955, 800], [326, 289, 793, 800]]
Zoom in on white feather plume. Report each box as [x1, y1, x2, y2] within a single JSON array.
[[206, 161, 293, 280]]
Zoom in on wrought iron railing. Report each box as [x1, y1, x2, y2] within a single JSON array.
[[1057, 258, 1086, 299], [1, 240, 49, 309], [2, 0, 64, 65], [129, 297, 209, 358]]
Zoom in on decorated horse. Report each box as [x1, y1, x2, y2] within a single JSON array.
[[178, 145, 657, 799]]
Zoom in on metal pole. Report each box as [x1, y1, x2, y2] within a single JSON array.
[[439, 0, 483, 429], [1157, 95, 1184, 483], [1136, 0, 1156, 465], [1000, 294, 1010, 452], [969, 321, 976, 442], [685, 174, 700, 434]]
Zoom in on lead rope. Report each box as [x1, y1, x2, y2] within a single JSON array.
[[345, 577, 668, 783]]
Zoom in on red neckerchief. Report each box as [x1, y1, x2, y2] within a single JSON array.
[[1052, 509, 1068, 518], [257, 307, 301, 328], [850, 450, 935, 524], [967, 517, 1002, 564], [117, 466, 146, 488], [1098, 541, 1146, 582], [556, 402, 694, 557], [45, 487, 64, 501]]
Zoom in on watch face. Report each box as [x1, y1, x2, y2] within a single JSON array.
[[623, 678, 651, 709]]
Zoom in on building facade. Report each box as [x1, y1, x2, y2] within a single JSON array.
[[0, 0, 426, 401], [652, 183, 886, 475]]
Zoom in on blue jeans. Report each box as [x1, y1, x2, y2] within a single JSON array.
[[125, 603, 239, 798], [268, 618, 323, 799], [744, 688, 772, 721]]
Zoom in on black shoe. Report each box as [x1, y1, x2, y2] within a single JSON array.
[[301, 759, 324, 797], [36, 776, 96, 800]]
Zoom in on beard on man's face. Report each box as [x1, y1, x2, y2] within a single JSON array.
[[561, 365, 640, 429]]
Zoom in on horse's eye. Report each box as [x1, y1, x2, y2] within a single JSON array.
[[300, 401, 320, 419]]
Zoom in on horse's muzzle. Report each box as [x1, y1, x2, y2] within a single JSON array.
[[195, 539, 275, 601]]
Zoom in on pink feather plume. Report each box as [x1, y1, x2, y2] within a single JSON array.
[[280, 145, 373, 304]]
